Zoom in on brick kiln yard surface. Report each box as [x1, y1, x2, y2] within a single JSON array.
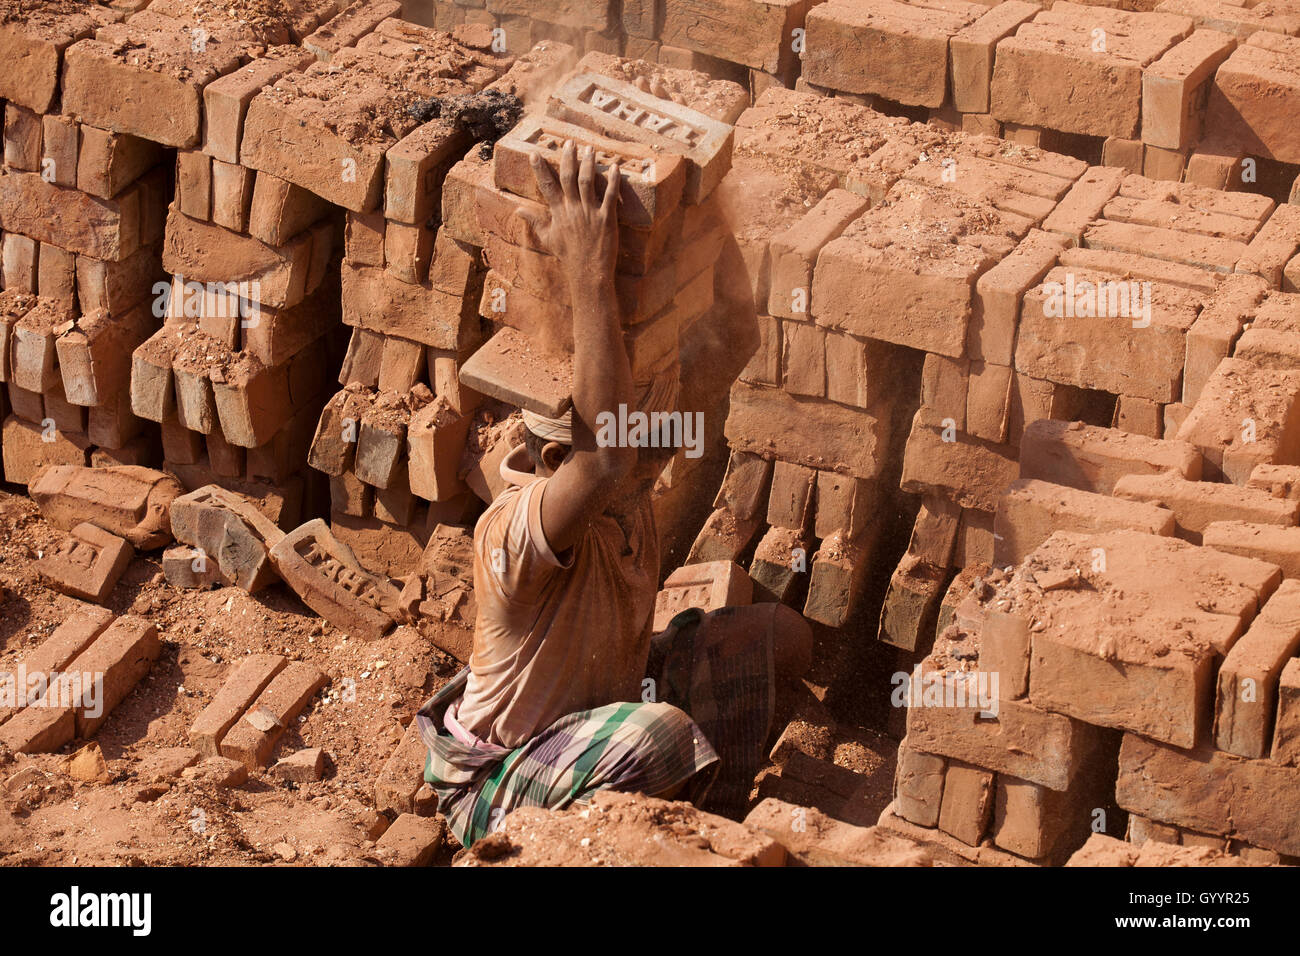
[[0, 483, 900, 866], [3, 0, 1300, 869], [0, 484, 479, 865]]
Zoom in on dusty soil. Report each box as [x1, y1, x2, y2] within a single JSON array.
[[0, 483, 463, 866], [0, 479, 896, 866]]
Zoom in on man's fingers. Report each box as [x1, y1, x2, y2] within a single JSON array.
[[577, 145, 596, 208], [530, 153, 563, 208], [514, 205, 548, 242], [559, 139, 579, 202], [601, 161, 621, 219]]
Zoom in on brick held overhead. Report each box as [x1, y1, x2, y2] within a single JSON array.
[[545, 71, 736, 203], [571, 52, 750, 128], [459, 326, 573, 419], [493, 114, 687, 228]]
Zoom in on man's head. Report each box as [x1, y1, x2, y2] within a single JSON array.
[[521, 409, 573, 478], [524, 427, 570, 478]]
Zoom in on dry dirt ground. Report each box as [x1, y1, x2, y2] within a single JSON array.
[[0, 483, 897, 866], [0, 483, 468, 866]]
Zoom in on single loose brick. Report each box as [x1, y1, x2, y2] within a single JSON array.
[[375, 720, 431, 816], [35, 522, 134, 604], [268, 519, 401, 641], [376, 812, 443, 866], [30, 464, 182, 550]]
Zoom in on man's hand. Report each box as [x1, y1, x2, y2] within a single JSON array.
[[515, 140, 637, 553], [517, 140, 620, 285]]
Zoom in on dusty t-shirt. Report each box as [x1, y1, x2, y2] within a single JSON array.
[[452, 449, 659, 749]]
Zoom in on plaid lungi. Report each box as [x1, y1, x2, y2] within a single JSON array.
[[417, 607, 776, 848]]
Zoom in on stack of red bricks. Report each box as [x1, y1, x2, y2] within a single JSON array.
[[128, 4, 510, 546], [239, 12, 518, 576], [888, 516, 1300, 864], [681, 88, 1082, 630], [684, 89, 919, 628], [846, 160, 1300, 860], [0, 2, 353, 520], [0, 0, 184, 485], [408, 0, 815, 97], [884, 172, 1300, 655], [796, 0, 1300, 196], [667, 86, 1300, 730]]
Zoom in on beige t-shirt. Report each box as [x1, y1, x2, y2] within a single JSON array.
[[453, 452, 659, 749]]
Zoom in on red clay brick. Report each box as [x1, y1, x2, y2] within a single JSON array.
[[267, 519, 401, 641], [218, 660, 329, 769], [994, 477, 1175, 565], [35, 522, 133, 604], [189, 653, 286, 758]]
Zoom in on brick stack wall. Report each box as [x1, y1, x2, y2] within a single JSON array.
[[5, 1, 1300, 864]]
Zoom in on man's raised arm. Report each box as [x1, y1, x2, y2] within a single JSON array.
[[517, 140, 636, 553]]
